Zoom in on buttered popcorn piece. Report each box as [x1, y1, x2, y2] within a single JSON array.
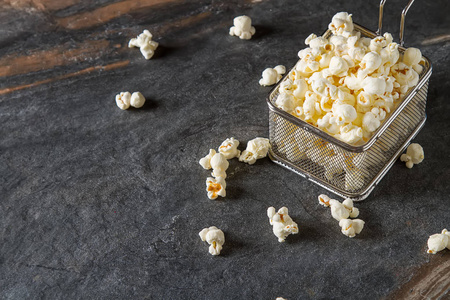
[[328, 12, 354, 37], [199, 226, 225, 255], [229, 15, 255, 40], [199, 149, 216, 170], [339, 218, 365, 238], [427, 229, 450, 254], [275, 93, 296, 113], [400, 143, 424, 168], [130, 92, 146, 108], [318, 195, 359, 221], [115, 92, 131, 110], [239, 137, 270, 165], [259, 65, 286, 86], [210, 152, 229, 178], [128, 30, 159, 60], [403, 47, 423, 73], [267, 206, 299, 242], [206, 177, 226, 200], [218, 137, 241, 159]]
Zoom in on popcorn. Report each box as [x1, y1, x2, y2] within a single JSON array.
[[400, 143, 424, 168], [229, 15, 255, 40], [128, 30, 159, 60], [305, 33, 318, 45], [342, 198, 360, 218], [403, 47, 422, 72], [348, 46, 366, 63], [427, 229, 450, 254], [275, 93, 296, 113], [210, 152, 229, 178], [239, 137, 270, 165], [115, 91, 131, 110], [199, 149, 216, 170], [362, 111, 381, 134], [328, 12, 354, 37], [369, 36, 387, 53], [362, 76, 386, 96], [199, 226, 225, 255], [331, 104, 357, 125], [339, 219, 365, 238], [293, 79, 309, 99], [318, 196, 359, 221], [130, 92, 145, 108], [329, 56, 349, 77], [218, 137, 241, 160], [380, 43, 400, 69], [356, 91, 374, 113], [335, 124, 363, 144], [318, 194, 363, 237], [267, 206, 299, 242], [318, 194, 331, 206], [391, 62, 419, 88], [259, 66, 286, 86], [360, 52, 382, 74], [206, 177, 226, 200]]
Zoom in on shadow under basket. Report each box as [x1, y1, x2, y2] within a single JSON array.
[[267, 23, 432, 201]]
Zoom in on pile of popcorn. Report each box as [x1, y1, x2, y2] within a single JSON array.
[[274, 12, 424, 145]]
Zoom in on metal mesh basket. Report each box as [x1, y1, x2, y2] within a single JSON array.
[[267, 1, 432, 200]]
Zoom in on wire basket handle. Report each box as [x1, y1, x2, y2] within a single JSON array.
[[376, 0, 415, 46], [376, 0, 387, 36], [400, 0, 415, 46]]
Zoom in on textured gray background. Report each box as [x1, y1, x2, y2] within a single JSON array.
[[1, 0, 449, 299]]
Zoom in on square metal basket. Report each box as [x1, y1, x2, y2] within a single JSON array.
[[266, 3, 432, 201]]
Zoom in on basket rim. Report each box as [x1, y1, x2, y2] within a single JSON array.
[[266, 23, 432, 153]]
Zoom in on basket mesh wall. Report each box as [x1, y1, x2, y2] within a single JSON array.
[[269, 81, 428, 199]]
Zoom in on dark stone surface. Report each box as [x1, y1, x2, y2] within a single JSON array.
[[1, 0, 449, 299]]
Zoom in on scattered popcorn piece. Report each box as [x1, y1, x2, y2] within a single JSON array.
[[199, 149, 216, 170], [339, 218, 365, 238], [239, 137, 270, 165], [206, 177, 226, 200], [427, 229, 450, 254], [318, 194, 331, 207], [130, 92, 146, 108], [342, 198, 359, 218], [128, 30, 159, 60], [259, 66, 286, 86], [210, 152, 229, 178], [274, 65, 286, 75], [267, 206, 299, 242], [218, 137, 241, 159], [229, 15, 255, 40], [276, 298, 287, 300], [115, 91, 131, 110], [199, 226, 225, 255], [400, 143, 424, 168], [318, 195, 359, 220], [329, 199, 350, 221]]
